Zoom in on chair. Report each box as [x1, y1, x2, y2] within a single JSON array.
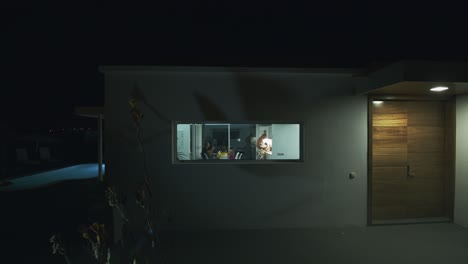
[[39, 147, 60, 162], [15, 148, 40, 165], [16, 148, 29, 162], [39, 147, 51, 161], [235, 152, 243, 160], [201, 153, 209, 160]]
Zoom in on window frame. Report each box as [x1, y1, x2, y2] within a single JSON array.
[[172, 121, 305, 164]]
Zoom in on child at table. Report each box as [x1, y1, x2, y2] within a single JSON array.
[[217, 146, 228, 159], [228, 147, 235, 160]]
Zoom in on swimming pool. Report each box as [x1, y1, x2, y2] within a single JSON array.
[[0, 163, 105, 191]]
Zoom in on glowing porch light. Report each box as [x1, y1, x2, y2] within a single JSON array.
[[430, 86, 449, 92]]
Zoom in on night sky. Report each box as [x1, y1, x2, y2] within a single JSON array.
[[3, 3, 468, 132]]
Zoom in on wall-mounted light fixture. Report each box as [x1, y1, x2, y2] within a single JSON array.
[[373, 100, 384, 105], [430, 86, 449, 92]]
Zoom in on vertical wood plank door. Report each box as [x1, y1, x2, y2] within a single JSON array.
[[371, 100, 453, 222]]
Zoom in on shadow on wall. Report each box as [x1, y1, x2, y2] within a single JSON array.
[[233, 73, 303, 177], [234, 73, 295, 120], [187, 73, 304, 177], [111, 83, 173, 147], [193, 92, 228, 121], [131, 83, 171, 124], [133, 85, 174, 149]]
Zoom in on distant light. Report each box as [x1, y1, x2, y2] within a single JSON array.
[[430, 86, 449, 92], [373, 100, 384, 105]]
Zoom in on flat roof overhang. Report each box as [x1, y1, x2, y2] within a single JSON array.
[[355, 61, 468, 97]]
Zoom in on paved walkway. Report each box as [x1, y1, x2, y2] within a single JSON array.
[[156, 223, 468, 264]]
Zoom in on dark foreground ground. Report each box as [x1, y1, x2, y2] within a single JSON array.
[[2, 178, 468, 264], [0, 179, 112, 263]]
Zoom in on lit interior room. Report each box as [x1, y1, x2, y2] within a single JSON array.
[[176, 123, 301, 161]]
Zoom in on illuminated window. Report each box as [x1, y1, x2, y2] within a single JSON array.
[[175, 122, 302, 162]]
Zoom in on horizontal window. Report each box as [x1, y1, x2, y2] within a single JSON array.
[[175, 122, 302, 162]]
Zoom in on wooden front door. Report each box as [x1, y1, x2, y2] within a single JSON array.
[[370, 100, 454, 222]]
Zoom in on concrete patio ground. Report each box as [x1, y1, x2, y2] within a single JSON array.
[[154, 223, 468, 264], [2, 176, 468, 264]]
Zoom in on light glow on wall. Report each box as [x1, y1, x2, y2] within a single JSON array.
[[373, 100, 383, 105]]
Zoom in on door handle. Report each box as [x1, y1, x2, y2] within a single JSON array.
[[407, 165, 414, 178]]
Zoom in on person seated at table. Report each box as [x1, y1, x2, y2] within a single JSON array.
[[256, 133, 268, 160], [217, 146, 228, 159], [201, 142, 214, 159], [228, 147, 236, 160]]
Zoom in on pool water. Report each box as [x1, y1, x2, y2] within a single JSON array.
[[0, 163, 105, 191]]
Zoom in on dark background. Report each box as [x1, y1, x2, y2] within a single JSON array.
[[3, 3, 468, 132]]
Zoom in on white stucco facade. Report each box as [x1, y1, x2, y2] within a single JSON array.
[[103, 68, 368, 231], [101, 63, 468, 233]]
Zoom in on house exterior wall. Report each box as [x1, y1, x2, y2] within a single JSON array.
[[103, 69, 368, 231], [455, 94, 468, 228]]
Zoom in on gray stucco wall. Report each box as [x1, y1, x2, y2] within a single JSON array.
[[455, 94, 468, 227], [103, 69, 368, 231]]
